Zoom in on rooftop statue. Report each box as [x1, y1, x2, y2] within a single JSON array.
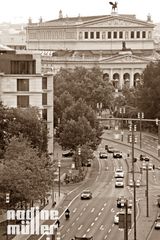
[[109, 1, 118, 11]]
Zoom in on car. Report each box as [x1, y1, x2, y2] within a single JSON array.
[[80, 190, 92, 200], [129, 179, 134, 187], [62, 150, 74, 157], [114, 212, 120, 224], [83, 159, 92, 167], [136, 179, 141, 187], [140, 154, 150, 161], [113, 150, 122, 158], [154, 216, 160, 229], [115, 168, 124, 178], [105, 145, 115, 153], [157, 197, 160, 207], [99, 152, 108, 159], [148, 163, 153, 170], [115, 178, 124, 188], [117, 196, 125, 208]]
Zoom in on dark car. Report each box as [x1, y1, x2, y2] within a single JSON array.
[[99, 152, 108, 159], [62, 150, 74, 157], [140, 154, 149, 161], [157, 197, 160, 207], [113, 150, 122, 158], [154, 217, 160, 229], [117, 196, 125, 208], [105, 145, 115, 153]]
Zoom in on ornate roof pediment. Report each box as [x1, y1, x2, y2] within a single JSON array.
[[100, 54, 150, 64], [78, 15, 154, 28]]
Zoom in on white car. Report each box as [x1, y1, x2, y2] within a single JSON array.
[[115, 169, 124, 178], [114, 212, 120, 224], [115, 178, 124, 188], [136, 179, 141, 187], [129, 179, 133, 187]]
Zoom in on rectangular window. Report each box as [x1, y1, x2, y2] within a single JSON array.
[[17, 96, 29, 108], [84, 32, 88, 39], [42, 109, 47, 121], [136, 31, 140, 38], [119, 32, 123, 39], [42, 77, 47, 90], [131, 31, 134, 39], [42, 93, 47, 105], [113, 32, 117, 39], [17, 79, 29, 91], [108, 32, 111, 39], [142, 31, 146, 38], [96, 32, 100, 39], [90, 32, 94, 39]]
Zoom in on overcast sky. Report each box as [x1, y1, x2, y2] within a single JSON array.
[[1, 0, 160, 24]]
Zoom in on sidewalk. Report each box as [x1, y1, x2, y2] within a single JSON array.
[[11, 191, 65, 240]]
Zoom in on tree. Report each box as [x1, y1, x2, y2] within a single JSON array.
[[137, 61, 160, 119], [59, 116, 98, 150], [0, 135, 53, 208], [0, 104, 48, 158]]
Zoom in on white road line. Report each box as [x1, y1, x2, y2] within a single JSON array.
[[83, 234, 86, 237], [67, 228, 70, 232], [98, 212, 102, 216], [72, 222, 75, 226], [78, 225, 83, 230], [80, 212, 83, 216], [73, 208, 77, 213], [111, 208, 114, 212], [87, 228, 90, 232], [91, 208, 95, 213], [104, 203, 107, 206], [101, 207, 104, 211], [61, 234, 65, 238], [76, 217, 79, 221], [91, 222, 94, 226], [95, 217, 98, 221], [104, 235, 108, 239], [108, 228, 111, 233]]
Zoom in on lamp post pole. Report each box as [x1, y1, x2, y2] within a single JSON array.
[[129, 121, 137, 240], [5, 193, 10, 240], [156, 118, 160, 157], [146, 164, 149, 217], [58, 160, 61, 198], [138, 112, 144, 149], [97, 102, 102, 117], [120, 107, 125, 142]]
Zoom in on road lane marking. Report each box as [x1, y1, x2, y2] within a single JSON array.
[[78, 225, 83, 230], [76, 217, 79, 221], [111, 208, 114, 212], [101, 207, 104, 211], [87, 228, 90, 232], [72, 222, 75, 226], [80, 212, 83, 216], [91, 208, 95, 213], [91, 222, 94, 226], [104, 235, 108, 239], [73, 208, 77, 212], [95, 217, 98, 221], [98, 212, 102, 216], [67, 228, 70, 232], [104, 203, 107, 206], [108, 228, 111, 233], [83, 234, 86, 237]]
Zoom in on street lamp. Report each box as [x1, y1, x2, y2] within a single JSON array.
[[138, 112, 144, 149], [96, 102, 102, 117], [120, 107, 125, 141], [58, 160, 61, 198], [129, 122, 137, 240], [78, 147, 81, 174], [145, 163, 149, 217], [5, 193, 10, 240], [156, 118, 160, 157]]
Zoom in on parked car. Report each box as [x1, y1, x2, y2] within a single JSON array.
[[140, 154, 150, 161], [115, 178, 124, 188], [83, 159, 92, 167], [99, 152, 108, 159], [115, 168, 124, 178], [105, 145, 115, 153], [80, 190, 92, 200], [129, 179, 134, 187], [114, 212, 120, 224], [157, 197, 160, 207], [62, 150, 74, 157], [154, 216, 160, 229], [113, 150, 122, 158]]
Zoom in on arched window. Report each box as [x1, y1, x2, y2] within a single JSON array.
[[134, 73, 141, 87], [123, 73, 130, 87], [103, 73, 109, 81], [113, 73, 120, 89]]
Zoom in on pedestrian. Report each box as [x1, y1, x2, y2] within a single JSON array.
[[55, 219, 60, 228]]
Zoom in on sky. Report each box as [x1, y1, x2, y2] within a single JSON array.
[[1, 0, 160, 24]]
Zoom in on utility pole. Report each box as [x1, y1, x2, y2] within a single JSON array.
[[138, 112, 144, 149], [58, 159, 61, 198], [156, 118, 160, 157], [129, 121, 137, 240], [146, 164, 149, 217], [120, 107, 125, 142], [124, 199, 128, 240]]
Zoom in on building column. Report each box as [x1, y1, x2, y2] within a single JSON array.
[[130, 68, 134, 87]]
